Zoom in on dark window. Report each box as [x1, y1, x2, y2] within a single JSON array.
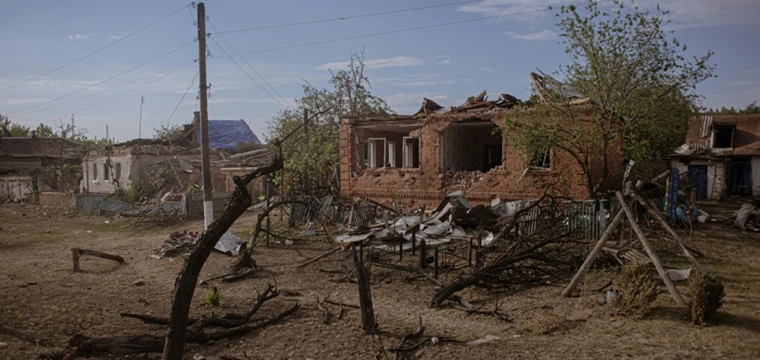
[[714, 127, 734, 148], [115, 163, 122, 180], [103, 163, 110, 181], [92, 163, 98, 181], [403, 137, 420, 168], [530, 147, 551, 169]]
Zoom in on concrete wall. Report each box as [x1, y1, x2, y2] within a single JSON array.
[[0, 175, 33, 201], [340, 112, 619, 206]]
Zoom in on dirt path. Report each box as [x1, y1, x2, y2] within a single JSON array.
[[1, 203, 759, 359]]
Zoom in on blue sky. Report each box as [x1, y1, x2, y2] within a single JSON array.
[[1, 0, 758, 142]]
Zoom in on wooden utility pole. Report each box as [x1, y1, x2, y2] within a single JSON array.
[[138, 96, 145, 138], [197, 2, 213, 229]]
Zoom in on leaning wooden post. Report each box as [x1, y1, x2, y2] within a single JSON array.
[[352, 245, 377, 335], [561, 209, 625, 297], [632, 190, 706, 273], [419, 239, 427, 270], [433, 246, 439, 280], [615, 191, 686, 306], [72, 249, 80, 272]]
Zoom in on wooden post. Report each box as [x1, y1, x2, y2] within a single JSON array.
[[398, 236, 403, 263], [468, 238, 473, 267], [419, 239, 427, 269], [561, 209, 625, 297], [411, 232, 416, 255], [352, 245, 377, 335], [632, 191, 706, 272], [265, 176, 271, 247], [434, 246, 439, 279], [615, 192, 686, 306], [72, 248, 80, 272]]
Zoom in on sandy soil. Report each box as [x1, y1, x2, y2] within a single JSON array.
[[1, 201, 759, 360]]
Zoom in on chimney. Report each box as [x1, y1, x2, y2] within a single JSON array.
[[193, 111, 201, 126], [31, 130, 38, 139]]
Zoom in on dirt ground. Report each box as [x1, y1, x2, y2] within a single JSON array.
[[1, 201, 759, 360]]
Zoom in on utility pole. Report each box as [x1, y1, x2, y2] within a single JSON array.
[[197, 2, 213, 229], [105, 125, 109, 143], [138, 96, 145, 138]]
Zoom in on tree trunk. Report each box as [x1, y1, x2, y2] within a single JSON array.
[[161, 159, 282, 360]]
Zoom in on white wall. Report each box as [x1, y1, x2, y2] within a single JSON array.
[[752, 157, 760, 196], [670, 159, 726, 200], [83, 154, 133, 194]]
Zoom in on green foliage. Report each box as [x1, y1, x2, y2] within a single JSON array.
[[267, 52, 391, 193], [704, 101, 760, 115], [506, 0, 715, 196], [35, 123, 56, 137], [205, 286, 222, 307], [689, 270, 725, 325], [235, 141, 262, 153], [1, 114, 31, 137], [153, 123, 186, 141]]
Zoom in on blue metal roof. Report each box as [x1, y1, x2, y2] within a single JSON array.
[[196, 119, 261, 150]]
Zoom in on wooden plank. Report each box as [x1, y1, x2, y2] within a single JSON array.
[[615, 192, 685, 306]]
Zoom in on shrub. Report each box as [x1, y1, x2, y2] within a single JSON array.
[[205, 286, 221, 307], [610, 263, 659, 318], [689, 270, 725, 325]]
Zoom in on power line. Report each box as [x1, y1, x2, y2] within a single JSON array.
[[207, 20, 294, 108], [214, 87, 260, 121], [165, 70, 200, 125], [207, 35, 289, 109], [218, 6, 571, 58], [0, 4, 192, 94], [9, 41, 195, 116], [19, 62, 192, 117], [217, 0, 481, 34], [65, 61, 195, 119]]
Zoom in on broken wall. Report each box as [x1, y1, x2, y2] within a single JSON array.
[[341, 111, 619, 205]]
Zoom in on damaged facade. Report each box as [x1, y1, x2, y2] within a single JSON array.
[[671, 114, 760, 200], [339, 78, 623, 205], [82, 139, 224, 194], [0, 135, 83, 199]]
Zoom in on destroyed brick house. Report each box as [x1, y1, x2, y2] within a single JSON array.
[[339, 74, 625, 205], [671, 114, 760, 200], [82, 115, 264, 197], [0, 133, 83, 200]]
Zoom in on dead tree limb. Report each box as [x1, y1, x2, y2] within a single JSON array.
[[0, 325, 52, 347], [296, 246, 342, 269], [161, 158, 282, 360], [71, 248, 124, 272]]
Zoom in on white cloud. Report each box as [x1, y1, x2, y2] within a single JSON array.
[[375, 73, 472, 87], [0, 98, 49, 106], [480, 67, 496, 73], [384, 92, 450, 114], [435, 55, 448, 59], [437, 59, 454, 65], [316, 56, 425, 70], [68, 32, 97, 40], [458, 0, 760, 29], [110, 35, 123, 40], [725, 79, 760, 86], [505, 29, 558, 40]]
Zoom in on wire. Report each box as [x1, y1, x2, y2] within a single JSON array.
[[0, 4, 192, 94], [69, 61, 195, 117], [19, 62, 192, 116], [207, 36, 288, 110], [214, 87, 260, 121], [9, 41, 195, 116], [207, 20, 294, 108], [217, 0, 481, 34], [213, 7, 550, 57], [165, 70, 200, 125]]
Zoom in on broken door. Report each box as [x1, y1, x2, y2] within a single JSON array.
[[687, 165, 708, 200]]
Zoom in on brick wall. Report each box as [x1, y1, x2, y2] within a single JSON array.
[[340, 111, 622, 206]]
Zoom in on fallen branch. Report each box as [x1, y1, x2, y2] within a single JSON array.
[[71, 248, 124, 272], [296, 246, 342, 268], [324, 297, 360, 309], [0, 325, 53, 347]]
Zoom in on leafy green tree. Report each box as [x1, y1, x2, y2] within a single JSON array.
[[267, 52, 391, 193], [704, 101, 760, 115], [34, 123, 56, 137], [153, 123, 187, 142], [504, 0, 715, 196], [0, 114, 31, 137]]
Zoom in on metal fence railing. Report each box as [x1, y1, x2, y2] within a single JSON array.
[[517, 198, 619, 240]]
